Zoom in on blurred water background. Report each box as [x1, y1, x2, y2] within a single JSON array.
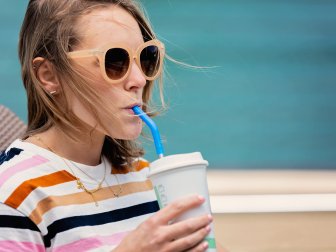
[[0, 0, 335, 169]]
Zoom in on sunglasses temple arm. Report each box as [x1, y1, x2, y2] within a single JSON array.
[[132, 106, 164, 158]]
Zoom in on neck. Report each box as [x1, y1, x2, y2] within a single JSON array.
[[28, 127, 105, 166]]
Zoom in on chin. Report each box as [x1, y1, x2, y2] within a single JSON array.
[[109, 123, 142, 141], [125, 119, 143, 140], [124, 127, 142, 140], [103, 116, 143, 140]]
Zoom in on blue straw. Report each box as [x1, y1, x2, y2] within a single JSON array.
[[132, 106, 164, 158]]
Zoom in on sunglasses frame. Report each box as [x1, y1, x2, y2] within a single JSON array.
[[67, 39, 165, 84]]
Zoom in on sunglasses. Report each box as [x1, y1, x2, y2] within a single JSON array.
[[67, 39, 165, 84]]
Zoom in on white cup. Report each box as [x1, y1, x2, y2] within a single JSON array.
[[149, 152, 217, 251]]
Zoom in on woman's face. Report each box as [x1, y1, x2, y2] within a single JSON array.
[[68, 5, 146, 140]]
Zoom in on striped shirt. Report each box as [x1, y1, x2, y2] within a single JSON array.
[[0, 139, 159, 251]]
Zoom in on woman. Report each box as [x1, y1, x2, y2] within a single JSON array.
[[0, 0, 225, 251]]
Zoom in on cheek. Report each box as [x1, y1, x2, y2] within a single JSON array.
[[75, 59, 106, 87], [70, 96, 97, 126]]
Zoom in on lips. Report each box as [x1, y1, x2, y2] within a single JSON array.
[[124, 102, 142, 110]]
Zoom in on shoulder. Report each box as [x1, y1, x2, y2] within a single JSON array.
[[0, 140, 40, 187], [0, 139, 74, 210], [0, 139, 46, 167], [0, 139, 51, 183], [0, 143, 26, 166], [0, 141, 43, 205], [0, 138, 62, 172]]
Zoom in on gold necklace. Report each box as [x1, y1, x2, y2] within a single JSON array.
[[32, 135, 107, 206], [70, 158, 123, 197], [66, 159, 106, 194], [103, 176, 123, 198]]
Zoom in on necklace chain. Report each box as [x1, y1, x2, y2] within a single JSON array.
[[104, 176, 123, 198], [31, 135, 122, 206], [70, 159, 123, 197]]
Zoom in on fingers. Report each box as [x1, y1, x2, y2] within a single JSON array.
[[164, 214, 213, 241], [152, 194, 205, 225], [185, 240, 210, 252], [137, 194, 210, 252], [170, 225, 211, 252]]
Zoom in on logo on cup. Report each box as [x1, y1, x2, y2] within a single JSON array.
[[155, 184, 168, 208]]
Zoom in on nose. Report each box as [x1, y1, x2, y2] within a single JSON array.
[[125, 60, 146, 91]]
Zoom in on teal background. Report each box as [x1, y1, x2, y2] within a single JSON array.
[[1, 1, 335, 169]]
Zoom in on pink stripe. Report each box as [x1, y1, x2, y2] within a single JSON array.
[[53, 231, 129, 252], [0, 240, 45, 252], [0, 155, 49, 187]]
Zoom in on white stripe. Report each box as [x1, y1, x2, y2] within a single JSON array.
[[210, 194, 336, 213], [0, 203, 24, 216], [0, 228, 41, 243]]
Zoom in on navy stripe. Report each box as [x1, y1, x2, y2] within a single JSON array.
[[0, 147, 23, 165], [43, 200, 159, 247], [0, 215, 39, 231]]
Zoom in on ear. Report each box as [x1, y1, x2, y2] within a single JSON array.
[[33, 57, 60, 95]]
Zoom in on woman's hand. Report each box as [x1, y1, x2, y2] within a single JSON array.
[[114, 194, 212, 252]]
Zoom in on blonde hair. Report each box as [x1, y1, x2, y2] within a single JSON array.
[[19, 0, 163, 169]]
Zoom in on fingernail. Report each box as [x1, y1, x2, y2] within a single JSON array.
[[208, 214, 213, 222], [203, 241, 209, 249], [206, 225, 211, 233], [198, 195, 205, 202]]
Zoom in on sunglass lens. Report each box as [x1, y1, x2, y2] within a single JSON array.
[[105, 48, 129, 80], [140, 45, 161, 78]]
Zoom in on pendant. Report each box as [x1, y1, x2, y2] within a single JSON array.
[[77, 180, 83, 190]]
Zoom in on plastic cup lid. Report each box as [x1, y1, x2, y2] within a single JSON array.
[[149, 152, 208, 176]]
